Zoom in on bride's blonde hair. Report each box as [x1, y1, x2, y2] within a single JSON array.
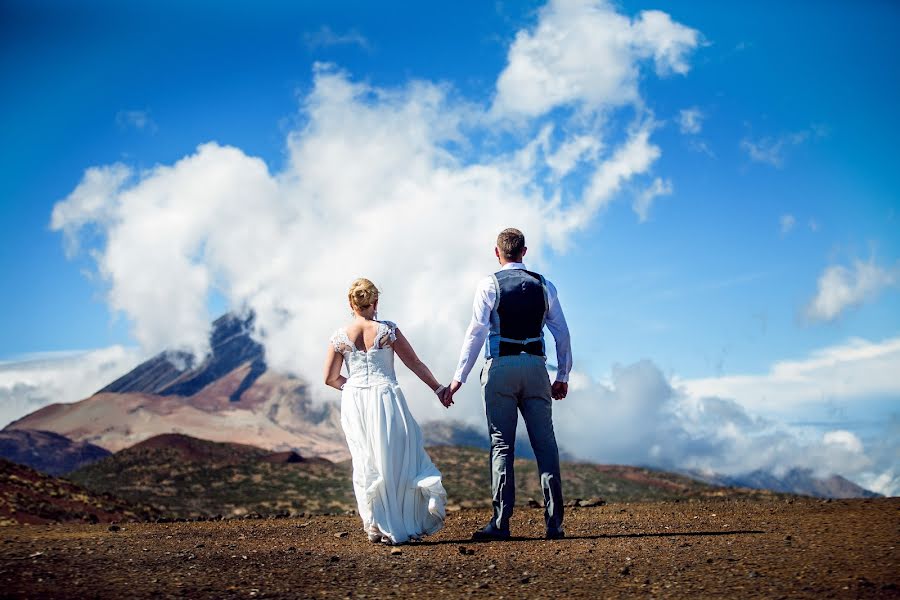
[[348, 278, 379, 313]]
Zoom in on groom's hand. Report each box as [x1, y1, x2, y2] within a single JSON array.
[[551, 381, 568, 400]]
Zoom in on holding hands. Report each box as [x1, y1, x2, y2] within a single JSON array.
[[435, 384, 454, 408]]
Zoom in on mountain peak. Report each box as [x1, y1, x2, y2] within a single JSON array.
[[98, 312, 264, 400]]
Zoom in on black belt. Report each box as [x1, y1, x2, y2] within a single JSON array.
[[498, 340, 545, 358]]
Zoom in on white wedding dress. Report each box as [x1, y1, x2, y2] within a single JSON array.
[[330, 320, 446, 544]]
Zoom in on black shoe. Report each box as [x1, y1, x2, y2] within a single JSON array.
[[472, 522, 510, 541], [545, 529, 565, 540]]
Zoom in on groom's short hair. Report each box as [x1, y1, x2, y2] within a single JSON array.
[[497, 228, 526, 260]]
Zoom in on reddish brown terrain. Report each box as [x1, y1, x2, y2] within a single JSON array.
[[1, 498, 897, 599], [0, 459, 158, 526]]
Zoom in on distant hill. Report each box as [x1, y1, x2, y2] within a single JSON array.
[[4, 313, 349, 461], [67, 433, 792, 519], [0, 457, 158, 525], [68, 433, 350, 518], [0, 429, 111, 475], [692, 468, 881, 500]]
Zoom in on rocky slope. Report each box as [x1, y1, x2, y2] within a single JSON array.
[[65, 434, 790, 519], [0, 458, 158, 526], [0, 429, 110, 475]]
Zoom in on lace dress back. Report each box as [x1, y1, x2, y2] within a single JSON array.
[[331, 321, 399, 388], [328, 319, 446, 544]]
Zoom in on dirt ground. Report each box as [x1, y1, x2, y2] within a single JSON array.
[[1, 498, 897, 599]]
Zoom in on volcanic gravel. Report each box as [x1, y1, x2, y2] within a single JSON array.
[[1, 498, 897, 599]]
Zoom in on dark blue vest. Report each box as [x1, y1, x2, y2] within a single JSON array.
[[487, 268, 549, 358]]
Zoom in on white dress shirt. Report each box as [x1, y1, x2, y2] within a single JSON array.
[[453, 262, 572, 384]]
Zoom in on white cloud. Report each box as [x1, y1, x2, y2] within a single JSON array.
[[50, 164, 131, 256], [632, 176, 672, 222], [49, 64, 657, 397], [677, 107, 703, 134], [544, 134, 602, 178], [116, 109, 157, 133], [555, 360, 887, 491], [0, 347, 143, 428], [303, 26, 371, 51], [679, 335, 900, 417], [493, 0, 699, 118], [52, 0, 700, 376], [806, 259, 899, 321], [779, 213, 796, 235]]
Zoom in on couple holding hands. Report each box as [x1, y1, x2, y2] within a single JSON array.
[[324, 228, 572, 545]]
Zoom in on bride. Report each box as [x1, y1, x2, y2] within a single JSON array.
[[324, 278, 452, 544]]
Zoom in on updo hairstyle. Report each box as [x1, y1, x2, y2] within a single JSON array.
[[348, 278, 379, 313]]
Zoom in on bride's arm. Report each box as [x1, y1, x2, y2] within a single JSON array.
[[323, 344, 347, 391], [392, 329, 443, 392]]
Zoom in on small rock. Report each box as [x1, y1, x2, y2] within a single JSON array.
[[619, 565, 631, 576], [334, 531, 349, 538], [390, 548, 403, 556], [526, 498, 542, 508], [108, 525, 120, 532], [330, 555, 340, 562], [577, 497, 606, 508]]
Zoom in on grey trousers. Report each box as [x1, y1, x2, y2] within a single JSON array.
[[481, 354, 564, 533]]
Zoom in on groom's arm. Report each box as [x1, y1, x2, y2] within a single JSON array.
[[544, 279, 572, 396], [451, 277, 495, 390]]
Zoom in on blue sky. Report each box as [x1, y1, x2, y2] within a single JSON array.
[[1, 1, 898, 491]]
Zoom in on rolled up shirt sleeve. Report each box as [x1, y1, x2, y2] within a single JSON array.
[[453, 277, 494, 383], [544, 279, 573, 383]]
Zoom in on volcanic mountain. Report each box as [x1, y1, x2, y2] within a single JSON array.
[[4, 313, 349, 461]]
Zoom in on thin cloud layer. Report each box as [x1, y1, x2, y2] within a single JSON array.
[[0, 347, 142, 428], [681, 335, 900, 415]]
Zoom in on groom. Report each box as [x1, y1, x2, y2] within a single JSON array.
[[449, 228, 572, 540]]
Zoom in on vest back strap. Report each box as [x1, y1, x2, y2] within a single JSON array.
[[497, 336, 544, 344]]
